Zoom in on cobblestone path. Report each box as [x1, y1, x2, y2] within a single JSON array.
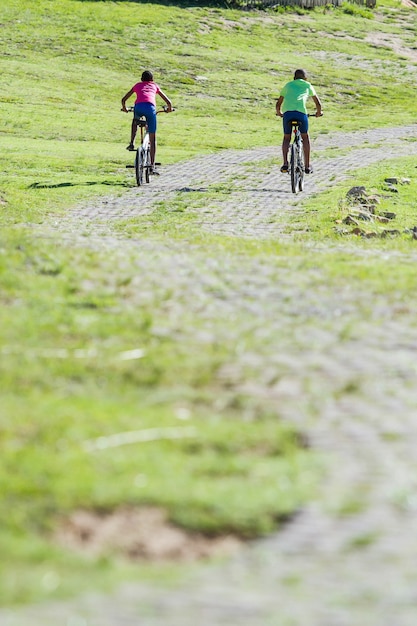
[[2, 125, 417, 626]]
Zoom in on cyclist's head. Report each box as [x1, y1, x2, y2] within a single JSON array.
[[294, 69, 307, 80], [141, 70, 154, 82]]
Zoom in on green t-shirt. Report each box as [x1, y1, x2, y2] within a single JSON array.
[[280, 79, 316, 114]]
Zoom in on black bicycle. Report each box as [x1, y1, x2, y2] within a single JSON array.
[[282, 114, 320, 194], [289, 118, 306, 194]]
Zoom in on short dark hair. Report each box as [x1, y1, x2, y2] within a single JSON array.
[[294, 69, 307, 80], [141, 70, 153, 81]]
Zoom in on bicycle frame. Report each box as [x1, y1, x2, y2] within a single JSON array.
[[289, 121, 305, 194], [135, 118, 151, 185], [129, 118, 150, 186], [125, 107, 173, 187], [136, 118, 149, 148]]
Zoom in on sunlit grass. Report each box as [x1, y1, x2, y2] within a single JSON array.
[[1, 0, 417, 607], [1, 0, 416, 220], [301, 156, 417, 249]]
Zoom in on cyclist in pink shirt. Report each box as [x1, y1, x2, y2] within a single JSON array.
[[121, 70, 173, 174]]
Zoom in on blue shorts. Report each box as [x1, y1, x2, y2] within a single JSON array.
[[134, 102, 157, 133], [283, 111, 308, 135]]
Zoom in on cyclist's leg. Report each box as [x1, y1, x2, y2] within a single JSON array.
[[130, 119, 137, 145], [132, 103, 157, 168], [126, 117, 138, 150], [281, 112, 297, 171], [294, 113, 310, 172], [132, 103, 149, 148], [301, 133, 311, 171], [149, 132, 156, 166], [281, 134, 290, 170], [139, 104, 157, 167]]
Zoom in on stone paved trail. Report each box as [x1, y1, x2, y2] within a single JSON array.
[[3, 126, 417, 626]]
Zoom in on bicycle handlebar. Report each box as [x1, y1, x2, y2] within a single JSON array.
[[275, 112, 323, 117], [122, 106, 175, 114]]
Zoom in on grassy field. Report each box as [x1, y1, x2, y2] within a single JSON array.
[[1, 0, 417, 607], [1, 0, 416, 223]]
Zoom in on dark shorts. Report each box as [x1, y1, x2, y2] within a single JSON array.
[[134, 102, 157, 133], [283, 111, 308, 135]]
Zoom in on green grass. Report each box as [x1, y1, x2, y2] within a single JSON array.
[[1, 0, 417, 608], [0, 227, 319, 605], [301, 156, 417, 246], [1, 0, 416, 222]]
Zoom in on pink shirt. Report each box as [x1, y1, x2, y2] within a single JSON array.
[[132, 81, 161, 106]]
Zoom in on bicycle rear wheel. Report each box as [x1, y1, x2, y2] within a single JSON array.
[[290, 144, 300, 193], [145, 146, 151, 183], [135, 148, 144, 186], [298, 147, 305, 192]]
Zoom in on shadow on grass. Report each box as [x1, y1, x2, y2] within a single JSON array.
[[28, 180, 131, 189], [75, 0, 243, 7], [175, 185, 291, 194]]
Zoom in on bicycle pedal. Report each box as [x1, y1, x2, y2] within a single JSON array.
[[155, 162, 161, 166], [126, 165, 134, 168]]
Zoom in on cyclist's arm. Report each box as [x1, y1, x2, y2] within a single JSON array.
[[275, 96, 284, 117], [159, 90, 173, 112], [121, 88, 134, 113], [312, 95, 323, 117]]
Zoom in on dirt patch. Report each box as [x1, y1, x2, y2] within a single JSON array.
[[55, 506, 243, 562], [366, 31, 417, 62]]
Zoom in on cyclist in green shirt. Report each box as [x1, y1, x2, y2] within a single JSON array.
[[275, 69, 322, 174]]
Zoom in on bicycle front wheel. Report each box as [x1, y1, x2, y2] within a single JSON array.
[[135, 148, 144, 186]]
